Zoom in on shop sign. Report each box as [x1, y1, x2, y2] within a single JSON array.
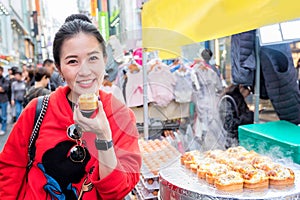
[[110, 16, 120, 28], [98, 11, 109, 41], [0, 54, 12, 61], [108, 0, 120, 24], [91, 0, 97, 17]]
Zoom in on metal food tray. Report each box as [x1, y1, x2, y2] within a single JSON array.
[[141, 163, 160, 179], [159, 161, 300, 200], [135, 182, 159, 200], [140, 175, 160, 190]]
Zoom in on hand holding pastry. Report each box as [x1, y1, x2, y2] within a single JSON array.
[[78, 93, 98, 111], [74, 93, 112, 141]]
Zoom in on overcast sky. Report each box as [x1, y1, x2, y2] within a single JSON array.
[[46, 0, 79, 25], [44, 0, 79, 57]]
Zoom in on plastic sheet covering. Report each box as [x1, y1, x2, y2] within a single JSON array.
[[142, 0, 300, 59], [159, 161, 300, 200]]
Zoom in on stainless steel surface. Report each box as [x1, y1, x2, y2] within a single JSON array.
[[159, 161, 300, 200]]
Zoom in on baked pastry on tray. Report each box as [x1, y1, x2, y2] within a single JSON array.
[[214, 171, 244, 191], [242, 169, 269, 189], [205, 163, 229, 185], [180, 146, 296, 191], [268, 164, 295, 187]]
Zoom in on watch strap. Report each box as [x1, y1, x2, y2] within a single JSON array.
[[95, 138, 113, 151]]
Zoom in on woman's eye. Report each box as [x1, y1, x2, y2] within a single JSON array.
[[67, 59, 78, 64], [90, 56, 99, 61]]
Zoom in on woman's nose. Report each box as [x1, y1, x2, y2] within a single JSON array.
[[78, 60, 92, 75]]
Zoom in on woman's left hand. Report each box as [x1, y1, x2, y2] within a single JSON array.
[[73, 100, 112, 140]]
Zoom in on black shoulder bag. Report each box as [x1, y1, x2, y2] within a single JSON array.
[[26, 95, 50, 175], [17, 95, 49, 199]]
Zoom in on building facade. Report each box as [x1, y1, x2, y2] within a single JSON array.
[[0, 0, 50, 70]]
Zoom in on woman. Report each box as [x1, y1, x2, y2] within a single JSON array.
[[0, 14, 141, 199], [11, 71, 26, 120]]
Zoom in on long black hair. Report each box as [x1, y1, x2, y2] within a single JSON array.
[[53, 14, 107, 71]]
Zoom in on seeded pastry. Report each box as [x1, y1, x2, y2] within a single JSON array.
[[78, 93, 98, 111]]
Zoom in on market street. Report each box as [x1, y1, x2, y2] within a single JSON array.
[[0, 110, 278, 153]]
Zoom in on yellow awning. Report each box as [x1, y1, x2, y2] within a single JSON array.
[[142, 0, 300, 59]]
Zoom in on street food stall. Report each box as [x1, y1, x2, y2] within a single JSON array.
[[139, 0, 300, 199]]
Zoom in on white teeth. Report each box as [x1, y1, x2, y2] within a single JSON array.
[[79, 80, 93, 84]]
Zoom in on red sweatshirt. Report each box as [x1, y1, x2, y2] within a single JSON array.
[[0, 86, 141, 200]]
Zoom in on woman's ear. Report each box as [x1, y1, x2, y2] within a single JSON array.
[[59, 73, 65, 82], [55, 63, 60, 71]]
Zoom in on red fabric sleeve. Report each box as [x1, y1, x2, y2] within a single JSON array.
[[87, 92, 142, 199], [93, 92, 141, 199]]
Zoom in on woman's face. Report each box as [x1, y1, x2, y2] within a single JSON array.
[[60, 32, 106, 101]]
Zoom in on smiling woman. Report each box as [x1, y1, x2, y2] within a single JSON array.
[[0, 14, 141, 200], [59, 32, 105, 99]]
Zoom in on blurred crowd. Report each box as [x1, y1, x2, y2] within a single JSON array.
[[0, 59, 65, 135]]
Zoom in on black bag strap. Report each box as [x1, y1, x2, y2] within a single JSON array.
[[26, 95, 50, 173]]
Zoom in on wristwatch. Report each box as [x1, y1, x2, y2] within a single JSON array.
[[95, 138, 113, 151]]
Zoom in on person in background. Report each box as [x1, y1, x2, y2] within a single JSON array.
[[21, 64, 28, 81], [5, 67, 14, 82], [5, 67, 16, 123], [43, 58, 65, 91], [0, 66, 9, 135], [100, 73, 125, 104], [296, 58, 300, 90], [11, 71, 26, 120], [23, 67, 51, 107], [201, 48, 221, 78], [5, 67, 16, 104], [0, 13, 141, 199], [219, 84, 254, 148], [23, 68, 35, 90]]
